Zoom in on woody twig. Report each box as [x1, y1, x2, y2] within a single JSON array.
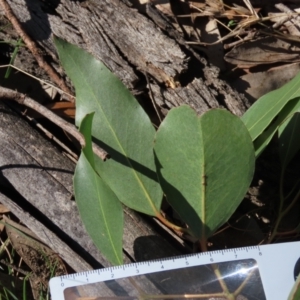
[[0, 86, 108, 161], [0, 0, 74, 101]]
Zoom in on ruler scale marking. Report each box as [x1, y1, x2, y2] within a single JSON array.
[[50, 241, 300, 300]]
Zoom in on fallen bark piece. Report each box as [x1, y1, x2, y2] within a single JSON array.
[[6, 0, 249, 115]]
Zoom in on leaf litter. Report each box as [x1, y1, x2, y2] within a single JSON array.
[[3, 216, 66, 299], [145, 0, 300, 99]]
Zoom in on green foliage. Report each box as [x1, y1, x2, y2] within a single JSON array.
[[5, 38, 23, 79], [242, 70, 300, 244], [278, 112, 300, 169], [242, 71, 300, 141], [54, 37, 299, 300], [242, 71, 300, 157], [54, 36, 256, 263], [154, 106, 255, 239], [54, 36, 163, 216], [253, 98, 300, 157], [74, 113, 124, 265], [242, 72, 300, 297]]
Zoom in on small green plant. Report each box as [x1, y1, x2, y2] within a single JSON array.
[[54, 36, 255, 263], [242, 72, 300, 299], [0, 220, 61, 300], [242, 73, 300, 246], [0, 245, 30, 300], [3, 38, 23, 79], [54, 37, 300, 298], [227, 20, 237, 28]]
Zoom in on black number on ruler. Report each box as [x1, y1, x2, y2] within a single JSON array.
[[210, 258, 213, 262], [61, 283, 64, 287], [111, 273, 114, 279], [136, 269, 139, 274], [185, 257, 189, 266]]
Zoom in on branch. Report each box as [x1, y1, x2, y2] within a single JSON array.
[[0, 86, 108, 161], [0, 0, 73, 100]]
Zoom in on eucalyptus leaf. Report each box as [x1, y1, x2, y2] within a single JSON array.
[[278, 112, 300, 169], [154, 106, 255, 239], [254, 98, 300, 157], [54, 37, 162, 216], [242, 71, 300, 141], [74, 113, 124, 265]]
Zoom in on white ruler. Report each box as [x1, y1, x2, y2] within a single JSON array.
[[50, 241, 300, 300]]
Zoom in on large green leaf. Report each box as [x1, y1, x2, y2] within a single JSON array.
[[54, 37, 162, 216], [278, 112, 300, 169], [242, 71, 300, 141], [254, 98, 300, 157], [74, 113, 123, 265], [154, 106, 255, 239]]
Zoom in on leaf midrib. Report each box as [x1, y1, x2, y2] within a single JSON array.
[[91, 155, 122, 265], [68, 51, 158, 214], [246, 78, 300, 138], [199, 122, 206, 239]]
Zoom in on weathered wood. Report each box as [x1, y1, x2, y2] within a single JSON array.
[[0, 103, 181, 271], [4, 0, 250, 116], [0, 101, 186, 297]]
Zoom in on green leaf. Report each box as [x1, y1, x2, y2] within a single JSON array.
[[54, 37, 162, 216], [80, 112, 95, 167], [242, 71, 300, 141], [154, 106, 255, 239], [74, 113, 124, 265], [253, 98, 300, 157], [278, 112, 300, 169], [288, 273, 300, 300]]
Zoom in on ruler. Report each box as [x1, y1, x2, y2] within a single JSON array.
[[50, 241, 300, 300]]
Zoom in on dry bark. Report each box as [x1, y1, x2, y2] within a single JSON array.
[[0, 101, 185, 299], [3, 0, 250, 116]]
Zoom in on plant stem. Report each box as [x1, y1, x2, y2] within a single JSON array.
[[0, 64, 73, 98], [86, 292, 228, 299], [199, 238, 207, 252], [154, 211, 189, 233], [268, 169, 286, 242], [280, 187, 300, 219], [5, 38, 22, 79], [0, 0, 73, 99], [211, 264, 233, 299], [233, 264, 257, 297], [199, 238, 233, 299], [0, 86, 108, 160], [269, 169, 300, 243]]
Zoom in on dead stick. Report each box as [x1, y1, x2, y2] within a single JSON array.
[[0, 259, 29, 276], [0, 86, 108, 161], [0, 0, 74, 100]]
